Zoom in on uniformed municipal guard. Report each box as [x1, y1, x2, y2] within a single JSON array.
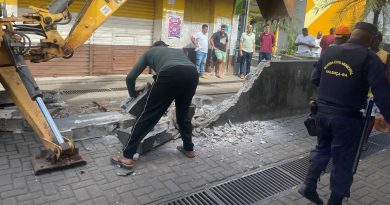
[[298, 22, 390, 205]]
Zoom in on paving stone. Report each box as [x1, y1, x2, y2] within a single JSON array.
[[163, 180, 181, 193], [73, 201, 94, 205], [92, 197, 110, 205], [85, 185, 104, 198], [16, 191, 43, 202], [103, 189, 121, 204], [1, 188, 28, 198], [0, 174, 11, 186], [0, 197, 17, 205], [1, 115, 390, 205], [52, 198, 78, 205], [132, 186, 154, 197], [33, 194, 60, 204], [137, 194, 153, 204], [42, 183, 58, 195], [17, 200, 33, 205], [120, 192, 140, 205]]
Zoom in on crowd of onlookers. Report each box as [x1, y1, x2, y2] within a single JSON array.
[[294, 25, 353, 57], [191, 23, 388, 80], [191, 23, 275, 79]]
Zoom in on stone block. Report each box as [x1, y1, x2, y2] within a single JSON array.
[[0, 109, 30, 132], [54, 112, 134, 141], [122, 83, 152, 117], [192, 95, 213, 108], [117, 124, 177, 155], [0, 90, 61, 107]]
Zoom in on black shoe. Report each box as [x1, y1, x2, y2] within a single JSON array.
[[327, 192, 343, 205], [298, 185, 324, 205]]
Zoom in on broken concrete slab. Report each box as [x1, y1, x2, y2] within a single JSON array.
[[0, 109, 28, 132], [0, 90, 61, 107], [55, 112, 134, 141], [121, 83, 152, 117], [192, 95, 213, 108], [194, 60, 317, 127], [117, 125, 179, 155]]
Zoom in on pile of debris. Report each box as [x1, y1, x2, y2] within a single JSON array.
[[194, 120, 267, 145]]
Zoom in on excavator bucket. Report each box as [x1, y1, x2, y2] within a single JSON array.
[[256, 0, 296, 20]]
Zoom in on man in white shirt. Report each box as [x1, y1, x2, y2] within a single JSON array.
[[312, 31, 322, 58], [295, 28, 316, 56], [239, 25, 256, 79], [191, 24, 209, 78]]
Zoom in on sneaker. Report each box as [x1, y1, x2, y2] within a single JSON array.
[[200, 75, 207, 79], [239, 74, 244, 79]]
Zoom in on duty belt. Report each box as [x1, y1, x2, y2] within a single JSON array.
[[318, 106, 363, 119]]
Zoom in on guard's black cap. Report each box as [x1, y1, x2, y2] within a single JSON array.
[[152, 41, 169, 47], [354, 22, 378, 36]]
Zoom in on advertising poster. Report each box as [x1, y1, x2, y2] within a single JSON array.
[[168, 14, 182, 39]]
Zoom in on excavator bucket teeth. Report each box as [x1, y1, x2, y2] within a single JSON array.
[[32, 148, 86, 175]]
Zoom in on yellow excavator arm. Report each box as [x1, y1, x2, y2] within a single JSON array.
[[0, 0, 127, 174]]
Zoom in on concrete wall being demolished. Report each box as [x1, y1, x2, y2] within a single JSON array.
[[195, 60, 317, 127]]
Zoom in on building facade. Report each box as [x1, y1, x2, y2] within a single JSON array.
[[10, 0, 236, 77]]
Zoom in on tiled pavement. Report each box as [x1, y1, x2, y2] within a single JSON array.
[[0, 114, 389, 205]]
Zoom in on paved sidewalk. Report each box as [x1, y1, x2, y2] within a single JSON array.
[[1, 113, 388, 205], [264, 148, 390, 205]]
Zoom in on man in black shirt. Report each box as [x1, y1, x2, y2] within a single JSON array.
[[210, 24, 229, 78], [299, 22, 390, 205]]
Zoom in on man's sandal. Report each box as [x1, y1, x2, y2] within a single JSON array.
[[177, 146, 196, 158], [111, 155, 135, 170]]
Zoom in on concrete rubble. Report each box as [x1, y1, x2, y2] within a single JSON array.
[[0, 90, 133, 141], [1, 60, 316, 156], [193, 63, 267, 128], [193, 120, 267, 146]]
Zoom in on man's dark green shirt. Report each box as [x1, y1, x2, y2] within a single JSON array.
[[126, 47, 195, 97]]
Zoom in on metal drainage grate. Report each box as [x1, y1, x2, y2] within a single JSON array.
[[369, 133, 390, 147], [61, 87, 127, 95], [164, 191, 220, 205], [155, 134, 390, 205], [279, 156, 310, 181], [278, 156, 334, 180], [361, 142, 386, 158], [209, 167, 300, 205]]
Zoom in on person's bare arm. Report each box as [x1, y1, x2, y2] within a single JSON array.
[[191, 36, 198, 47], [209, 36, 218, 51]]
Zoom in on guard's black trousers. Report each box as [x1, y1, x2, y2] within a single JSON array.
[[308, 112, 363, 197], [123, 65, 199, 159]]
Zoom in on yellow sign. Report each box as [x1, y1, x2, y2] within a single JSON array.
[[324, 60, 353, 78]]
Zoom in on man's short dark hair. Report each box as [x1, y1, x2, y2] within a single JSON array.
[[221, 24, 227, 29], [264, 23, 270, 27], [302, 28, 308, 32], [152, 41, 169, 47], [202, 24, 208, 29]]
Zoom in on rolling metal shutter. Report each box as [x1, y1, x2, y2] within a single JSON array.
[[18, 0, 155, 76]]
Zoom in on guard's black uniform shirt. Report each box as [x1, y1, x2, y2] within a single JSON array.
[[311, 39, 390, 122]]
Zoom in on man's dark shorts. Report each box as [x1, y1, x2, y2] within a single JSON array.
[[259, 52, 272, 62]]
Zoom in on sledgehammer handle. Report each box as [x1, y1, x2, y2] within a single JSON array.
[[353, 99, 374, 174]]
